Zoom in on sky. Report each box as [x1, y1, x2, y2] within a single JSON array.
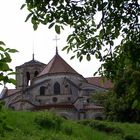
[[0, 1, 101, 89]]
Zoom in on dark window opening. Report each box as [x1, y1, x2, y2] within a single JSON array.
[[34, 71, 39, 77], [65, 84, 68, 88], [26, 72, 30, 86], [87, 98, 90, 103], [54, 82, 60, 95], [68, 97, 71, 101], [52, 97, 58, 103], [70, 88, 72, 95], [40, 86, 46, 96]]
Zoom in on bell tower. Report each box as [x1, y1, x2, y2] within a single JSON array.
[[15, 55, 46, 89]]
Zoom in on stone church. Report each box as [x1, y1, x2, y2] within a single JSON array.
[[0, 48, 112, 120]]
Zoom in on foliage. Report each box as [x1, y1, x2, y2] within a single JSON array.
[[0, 102, 13, 137], [61, 123, 73, 136], [105, 69, 140, 123], [91, 92, 108, 106], [102, 38, 140, 122], [22, 0, 140, 77], [0, 41, 18, 86], [34, 111, 63, 130], [0, 109, 123, 140], [78, 119, 123, 134], [22, 0, 140, 123], [78, 119, 140, 140]]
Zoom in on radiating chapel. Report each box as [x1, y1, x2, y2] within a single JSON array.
[[0, 48, 112, 120]]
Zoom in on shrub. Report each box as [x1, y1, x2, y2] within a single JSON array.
[[79, 120, 123, 134], [0, 102, 13, 137], [34, 112, 63, 130], [124, 134, 139, 140], [62, 124, 73, 136]]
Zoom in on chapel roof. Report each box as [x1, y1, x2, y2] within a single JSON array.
[[16, 54, 46, 68], [39, 51, 80, 76], [86, 77, 113, 89]]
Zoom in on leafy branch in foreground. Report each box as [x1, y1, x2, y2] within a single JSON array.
[[22, 0, 140, 80], [22, 0, 140, 122], [0, 41, 18, 86]]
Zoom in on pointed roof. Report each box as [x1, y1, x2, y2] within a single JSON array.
[[16, 59, 46, 68], [16, 52, 46, 68], [39, 53, 79, 76]]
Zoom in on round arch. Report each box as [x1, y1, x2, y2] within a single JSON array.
[[60, 113, 71, 120]]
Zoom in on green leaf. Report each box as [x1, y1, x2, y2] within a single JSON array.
[[62, 46, 68, 51], [79, 56, 83, 62], [0, 41, 5, 46], [132, 100, 138, 109], [70, 55, 75, 60], [0, 74, 4, 81], [60, 25, 64, 30], [8, 78, 16, 85], [8, 49, 18, 53], [48, 22, 55, 29], [94, 71, 98, 76], [5, 48, 10, 51], [33, 24, 38, 30], [25, 13, 33, 22], [55, 25, 60, 34], [86, 54, 91, 61], [7, 72, 16, 75], [0, 62, 9, 71], [0, 46, 5, 52], [20, 4, 26, 10]]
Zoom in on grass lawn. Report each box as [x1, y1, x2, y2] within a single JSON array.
[[0, 109, 140, 140]]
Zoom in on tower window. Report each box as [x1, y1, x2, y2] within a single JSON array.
[[40, 86, 46, 96], [34, 71, 39, 77], [26, 72, 30, 86], [54, 82, 60, 95]]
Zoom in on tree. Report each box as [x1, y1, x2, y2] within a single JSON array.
[[105, 69, 140, 122], [0, 41, 17, 135], [0, 41, 18, 86], [21, 0, 140, 79], [22, 0, 140, 122]]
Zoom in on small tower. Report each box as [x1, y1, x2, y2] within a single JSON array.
[[15, 54, 46, 89]]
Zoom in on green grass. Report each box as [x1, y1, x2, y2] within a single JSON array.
[[78, 119, 140, 140], [0, 109, 140, 140]]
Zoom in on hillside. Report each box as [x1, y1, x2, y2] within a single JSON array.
[[0, 108, 140, 140]]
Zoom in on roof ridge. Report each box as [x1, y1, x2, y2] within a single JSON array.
[[39, 53, 80, 76]]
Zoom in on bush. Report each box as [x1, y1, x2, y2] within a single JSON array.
[[34, 112, 63, 130], [0, 102, 13, 137], [79, 120, 123, 134], [61, 123, 73, 136], [124, 134, 139, 140]]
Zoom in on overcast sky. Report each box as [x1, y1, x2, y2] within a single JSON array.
[[0, 1, 101, 89]]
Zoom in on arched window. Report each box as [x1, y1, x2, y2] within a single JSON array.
[[40, 86, 46, 96], [34, 71, 39, 77], [26, 72, 30, 86], [54, 82, 60, 95]]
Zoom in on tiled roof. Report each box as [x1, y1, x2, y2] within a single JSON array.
[[86, 77, 113, 89], [0, 88, 21, 99], [16, 59, 46, 68], [39, 53, 79, 76], [6, 89, 20, 96]]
